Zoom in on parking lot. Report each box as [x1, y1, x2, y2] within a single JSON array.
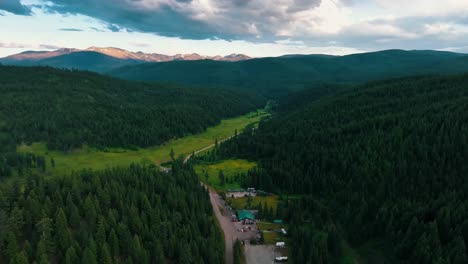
[[245, 244, 276, 264]]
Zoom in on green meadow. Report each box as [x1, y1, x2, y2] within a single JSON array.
[[194, 159, 257, 191], [229, 195, 279, 211], [17, 110, 266, 176]]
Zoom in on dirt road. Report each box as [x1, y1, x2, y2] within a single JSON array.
[[207, 187, 235, 264], [205, 185, 256, 264], [183, 136, 234, 163], [187, 136, 255, 264]]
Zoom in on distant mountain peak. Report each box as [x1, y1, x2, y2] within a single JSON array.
[[1, 46, 251, 63]]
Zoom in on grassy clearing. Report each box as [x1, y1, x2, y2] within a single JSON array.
[[256, 222, 283, 231], [17, 110, 266, 176], [262, 231, 279, 244], [229, 195, 279, 211], [194, 159, 257, 191]]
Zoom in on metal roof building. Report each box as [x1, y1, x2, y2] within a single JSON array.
[[237, 209, 255, 221]]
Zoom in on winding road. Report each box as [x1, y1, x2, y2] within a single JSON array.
[[183, 135, 234, 163]]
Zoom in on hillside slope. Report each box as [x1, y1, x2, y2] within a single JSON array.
[[109, 50, 468, 98], [218, 74, 468, 263], [0, 66, 265, 151]]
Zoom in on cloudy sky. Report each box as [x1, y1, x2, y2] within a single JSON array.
[[1, 0, 468, 57]]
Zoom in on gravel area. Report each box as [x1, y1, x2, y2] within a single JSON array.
[[245, 244, 276, 264]]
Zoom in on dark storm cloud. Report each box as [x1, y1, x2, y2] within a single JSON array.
[[43, 0, 225, 39], [0, 0, 31, 15], [39, 0, 333, 40]]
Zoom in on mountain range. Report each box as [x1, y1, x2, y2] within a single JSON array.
[[2, 47, 468, 99], [0, 47, 251, 72], [109, 49, 468, 98]]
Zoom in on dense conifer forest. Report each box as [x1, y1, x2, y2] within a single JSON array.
[[0, 66, 264, 151], [0, 161, 224, 263], [217, 74, 468, 263]]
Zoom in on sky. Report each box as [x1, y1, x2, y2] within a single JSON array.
[[0, 0, 468, 57]]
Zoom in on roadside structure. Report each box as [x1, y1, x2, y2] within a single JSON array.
[[238, 209, 255, 221]]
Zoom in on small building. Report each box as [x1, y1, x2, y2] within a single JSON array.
[[237, 210, 255, 221], [273, 220, 283, 224], [280, 228, 287, 235]]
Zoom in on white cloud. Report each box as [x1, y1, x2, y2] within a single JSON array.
[[2, 0, 468, 57]]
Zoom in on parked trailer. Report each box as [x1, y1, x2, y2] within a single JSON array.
[[275, 256, 288, 262], [281, 228, 287, 235], [275, 242, 285, 248]]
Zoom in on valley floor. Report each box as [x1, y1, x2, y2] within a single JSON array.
[[17, 110, 267, 176]]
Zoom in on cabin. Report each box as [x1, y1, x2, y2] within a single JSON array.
[[237, 209, 255, 221]]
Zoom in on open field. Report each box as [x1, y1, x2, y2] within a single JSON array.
[[17, 110, 267, 176], [262, 231, 279, 245], [229, 195, 279, 211], [195, 159, 257, 191], [256, 222, 284, 231]]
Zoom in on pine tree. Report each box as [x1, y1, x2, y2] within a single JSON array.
[[5, 231, 18, 260], [96, 219, 106, 245], [65, 246, 78, 264], [55, 208, 71, 252], [218, 170, 226, 186], [452, 236, 467, 264], [100, 243, 112, 264], [12, 251, 29, 264], [151, 240, 166, 264], [170, 148, 175, 161], [108, 229, 119, 258], [81, 248, 97, 264], [36, 217, 54, 257]]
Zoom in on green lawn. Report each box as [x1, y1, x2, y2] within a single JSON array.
[[229, 195, 279, 211], [194, 159, 257, 191], [17, 110, 266, 176], [256, 222, 283, 231], [262, 231, 279, 245]]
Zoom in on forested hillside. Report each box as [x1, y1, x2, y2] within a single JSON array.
[[0, 66, 264, 151], [109, 50, 468, 98], [0, 161, 224, 263], [218, 74, 468, 263]]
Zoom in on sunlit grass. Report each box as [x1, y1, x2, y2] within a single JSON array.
[[229, 195, 279, 211], [194, 159, 257, 191], [17, 110, 266, 176]]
